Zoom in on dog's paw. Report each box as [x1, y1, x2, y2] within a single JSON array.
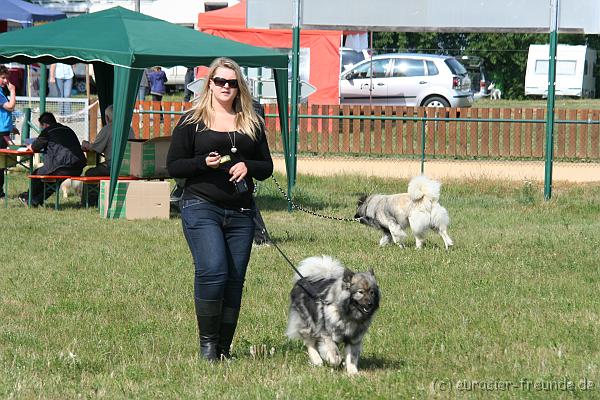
[[307, 348, 324, 366], [325, 351, 342, 367], [309, 358, 323, 367], [346, 364, 359, 375], [378, 236, 391, 246]]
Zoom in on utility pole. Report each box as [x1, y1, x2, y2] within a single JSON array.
[[134, 0, 140, 12], [543, 0, 559, 200]]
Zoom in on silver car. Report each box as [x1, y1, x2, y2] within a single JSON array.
[[340, 53, 473, 107]]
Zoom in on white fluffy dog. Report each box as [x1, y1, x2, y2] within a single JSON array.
[[60, 179, 82, 199], [355, 175, 453, 249]]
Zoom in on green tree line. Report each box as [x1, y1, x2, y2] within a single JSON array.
[[372, 32, 600, 99]]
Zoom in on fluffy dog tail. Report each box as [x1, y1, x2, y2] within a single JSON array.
[[293, 255, 345, 283], [408, 175, 441, 202]]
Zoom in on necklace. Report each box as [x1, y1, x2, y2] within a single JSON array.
[[227, 131, 237, 153]]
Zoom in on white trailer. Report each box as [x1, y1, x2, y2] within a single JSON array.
[[525, 44, 596, 98]]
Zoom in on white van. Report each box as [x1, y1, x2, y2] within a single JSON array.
[[162, 66, 188, 92], [525, 44, 596, 98]]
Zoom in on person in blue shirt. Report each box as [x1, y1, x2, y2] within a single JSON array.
[[148, 67, 167, 122], [0, 65, 17, 199], [148, 66, 167, 102]]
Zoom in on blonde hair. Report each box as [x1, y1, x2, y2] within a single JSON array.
[[184, 57, 262, 140]]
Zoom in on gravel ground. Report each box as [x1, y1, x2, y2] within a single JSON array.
[[272, 155, 600, 183]]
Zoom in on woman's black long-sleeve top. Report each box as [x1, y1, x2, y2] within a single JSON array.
[[166, 116, 273, 209]]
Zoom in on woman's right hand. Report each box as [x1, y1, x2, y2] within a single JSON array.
[[205, 151, 221, 169]]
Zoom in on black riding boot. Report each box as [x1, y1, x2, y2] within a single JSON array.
[[194, 298, 222, 361], [217, 306, 240, 359]]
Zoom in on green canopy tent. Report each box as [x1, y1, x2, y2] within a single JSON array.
[[0, 7, 290, 216]]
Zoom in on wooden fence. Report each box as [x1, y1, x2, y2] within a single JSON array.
[[90, 101, 600, 161]]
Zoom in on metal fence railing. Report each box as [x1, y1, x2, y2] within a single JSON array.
[[14, 96, 92, 143], [125, 102, 600, 164]]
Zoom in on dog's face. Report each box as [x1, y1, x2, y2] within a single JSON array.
[[343, 269, 380, 319], [354, 194, 370, 224]]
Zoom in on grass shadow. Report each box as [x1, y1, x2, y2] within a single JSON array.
[[359, 355, 406, 371]]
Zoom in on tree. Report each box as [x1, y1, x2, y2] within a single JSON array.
[[373, 31, 596, 99], [463, 33, 546, 99]]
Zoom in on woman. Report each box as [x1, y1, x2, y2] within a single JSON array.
[[167, 58, 273, 361]]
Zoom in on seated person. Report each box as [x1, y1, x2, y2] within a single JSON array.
[[80, 104, 134, 206], [19, 112, 87, 207]]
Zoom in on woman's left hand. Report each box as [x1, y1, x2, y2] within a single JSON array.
[[229, 162, 248, 182]]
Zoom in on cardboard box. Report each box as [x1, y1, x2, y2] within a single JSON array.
[[119, 137, 171, 178], [99, 180, 170, 220]]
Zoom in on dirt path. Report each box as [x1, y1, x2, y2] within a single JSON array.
[[272, 156, 600, 183]]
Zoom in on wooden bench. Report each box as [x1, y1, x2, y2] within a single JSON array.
[[27, 175, 139, 210], [27, 175, 76, 210]]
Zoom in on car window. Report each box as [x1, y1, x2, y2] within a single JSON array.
[[372, 59, 390, 78], [391, 59, 426, 77], [341, 49, 366, 71], [426, 61, 439, 76], [350, 59, 390, 79], [444, 58, 467, 75]]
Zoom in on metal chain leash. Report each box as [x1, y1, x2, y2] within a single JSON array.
[[268, 175, 361, 223]]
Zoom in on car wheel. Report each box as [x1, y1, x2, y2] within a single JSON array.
[[422, 96, 450, 108]]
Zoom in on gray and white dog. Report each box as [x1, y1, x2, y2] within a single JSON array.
[[286, 255, 380, 374], [355, 175, 453, 249]]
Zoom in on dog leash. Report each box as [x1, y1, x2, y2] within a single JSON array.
[[252, 214, 322, 302], [270, 176, 361, 223], [251, 175, 362, 302]]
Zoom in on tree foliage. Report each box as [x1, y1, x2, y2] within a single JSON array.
[[372, 32, 598, 99]]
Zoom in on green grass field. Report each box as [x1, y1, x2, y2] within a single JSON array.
[[472, 98, 600, 110], [1, 172, 600, 399]]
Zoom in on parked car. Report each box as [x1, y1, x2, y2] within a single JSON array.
[[460, 55, 490, 99], [339, 53, 473, 107]]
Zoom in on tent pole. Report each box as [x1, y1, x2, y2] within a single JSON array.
[[39, 64, 47, 114], [85, 64, 91, 102], [289, 0, 301, 211]]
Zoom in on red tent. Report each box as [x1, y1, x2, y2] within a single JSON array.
[[198, 0, 341, 105]]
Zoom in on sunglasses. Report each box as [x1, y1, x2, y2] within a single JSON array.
[[212, 76, 239, 89]]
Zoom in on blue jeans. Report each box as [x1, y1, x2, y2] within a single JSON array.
[[181, 198, 255, 308], [55, 78, 72, 115]]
